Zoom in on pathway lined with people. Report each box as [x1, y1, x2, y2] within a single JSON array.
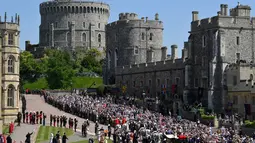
[[25, 94, 106, 142], [11, 124, 39, 143]]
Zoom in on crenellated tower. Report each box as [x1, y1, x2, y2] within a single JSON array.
[[104, 13, 164, 84], [39, 0, 110, 54], [0, 12, 20, 125]]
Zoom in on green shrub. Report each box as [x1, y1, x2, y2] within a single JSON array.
[[201, 114, 215, 120], [244, 120, 255, 128]]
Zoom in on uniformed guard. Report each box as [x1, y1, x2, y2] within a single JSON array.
[[43, 113, 46, 126], [53, 115, 56, 127], [50, 114, 53, 126], [60, 116, 63, 127], [74, 118, 78, 132], [36, 111, 39, 124], [95, 121, 99, 135], [23, 112, 25, 123], [39, 111, 43, 124], [57, 116, 60, 127], [25, 112, 28, 123], [81, 122, 85, 136], [108, 124, 111, 139]]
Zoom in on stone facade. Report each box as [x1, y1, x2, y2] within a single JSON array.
[[225, 63, 255, 119], [38, 0, 110, 54], [184, 3, 255, 112], [0, 12, 21, 128], [104, 13, 164, 84]]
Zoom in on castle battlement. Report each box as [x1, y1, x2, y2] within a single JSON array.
[[107, 19, 163, 29], [107, 12, 163, 29], [0, 13, 20, 30], [190, 3, 255, 32], [40, 0, 110, 15], [115, 58, 184, 75]]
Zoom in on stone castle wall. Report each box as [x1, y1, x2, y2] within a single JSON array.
[[115, 58, 185, 98], [39, 0, 110, 52]]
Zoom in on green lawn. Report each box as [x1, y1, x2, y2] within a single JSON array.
[[72, 139, 112, 143], [36, 126, 74, 143], [23, 77, 103, 90], [2, 124, 9, 134]]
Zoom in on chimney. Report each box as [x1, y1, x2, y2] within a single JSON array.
[[192, 11, 199, 21], [171, 45, 178, 60], [220, 4, 225, 15], [161, 46, 167, 61], [25, 41, 31, 50], [217, 11, 221, 16], [155, 13, 159, 20], [141, 17, 144, 20], [167, 54, 171, 59], [145, 17, 148, 21], [224, 4, 228, 16]]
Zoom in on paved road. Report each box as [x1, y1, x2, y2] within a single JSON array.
[[11, 124, 39, 142], [25, 94, 112, 142]]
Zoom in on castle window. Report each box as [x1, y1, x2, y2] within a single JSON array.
[[149, 33, 153, 41], [114, 49, 118, 67], [236, 53, 240, 62], [195, 56, 198, 64], [140, 81, 144, 87], [98, 34, 101, 43], [233, 76, 237, 86], [55, 22, 58, 28], [149, 80, 152, 86], [8, 34, 14, 45], [134, 46, 139, 55], [133, 81, 136, 87], [202, 35, 206, 47], [236, 36, 240, 45], [166, 79, 170, 87], [68, 21, 71, 27], [66, 32, 71, 46], [194, 78, 199, 87], [82, 33, 86, 42], [175, 77, 180, 85], [233, 96, 238, 105], [98, 23, 100, 29], [202, 56, 206, 67], [202, 78, 207, 88], [141, 33, 145, 40], [107, 51, 111, 69], [8, 56, 15, 73], [157, 79, 160, 87], [83, 22, 86, 28], [7, 84, 15, 107]]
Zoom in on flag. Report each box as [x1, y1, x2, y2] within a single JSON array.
[[161, 84, 166, 95]]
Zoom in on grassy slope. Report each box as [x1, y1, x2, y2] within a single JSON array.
[[36, 126, 73, 143], [23, 77, 103, 90]]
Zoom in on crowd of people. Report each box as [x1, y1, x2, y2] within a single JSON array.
[[41, 93, 255, 143], [21, 111, 47, 126]]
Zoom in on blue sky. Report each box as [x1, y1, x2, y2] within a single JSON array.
[[1, 0, 255, 56]]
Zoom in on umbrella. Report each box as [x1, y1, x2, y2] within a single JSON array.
[[164, 133, 178, 139]]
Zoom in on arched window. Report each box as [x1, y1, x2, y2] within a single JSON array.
[[46, 33, 49, 44], [82, 33, 86, 41], [115, 49, 118, 67], [8, 56, 15, 73], [98, 34, 101, 43], [141, 33, 145, 40], [66, 32, 71, 46], [134, 46, 139, 55], [149, 33, 153, 41], [108, 51, 111, 69], [7, 84, 15, 107]]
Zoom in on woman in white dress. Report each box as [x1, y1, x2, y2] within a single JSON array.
[[50, 133, 54, 143]]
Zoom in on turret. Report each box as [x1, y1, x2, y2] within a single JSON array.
[[161, 46, 167, 61], [171, 45, 178, 60], [220, 4, 225, 16], [192, 11, 199, 21]]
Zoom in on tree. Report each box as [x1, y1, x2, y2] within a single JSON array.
[[45, 49, 75, 89], [20, 51, 43, 83]]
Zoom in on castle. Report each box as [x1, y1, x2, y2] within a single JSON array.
[[26, 0, 110, 57], [25, 1, 255, 113], [106, 2, 255, 113], [0, 12, 21, 131]]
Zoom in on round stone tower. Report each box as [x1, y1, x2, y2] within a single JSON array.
[[39, 0, 110, 52], [104, 13, 164, 84]]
